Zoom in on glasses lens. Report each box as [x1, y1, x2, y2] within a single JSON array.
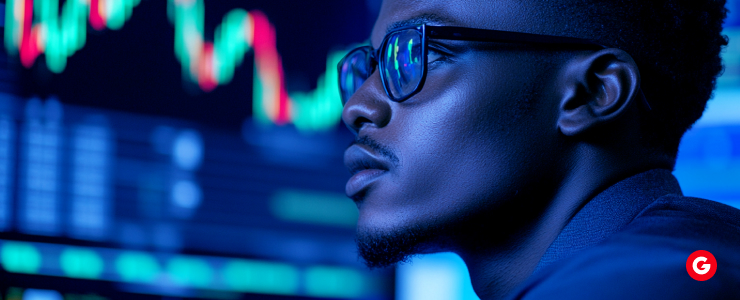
[[339, 47, 373, 104], [382, 28, 423, 100]]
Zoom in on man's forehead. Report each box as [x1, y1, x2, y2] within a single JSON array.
[[371, 0, 536, 47]]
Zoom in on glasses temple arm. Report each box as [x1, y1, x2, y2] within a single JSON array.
[[425, 25, 605, 48]]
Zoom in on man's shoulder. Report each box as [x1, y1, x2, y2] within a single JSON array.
[[634, 194, 740, 229], [508, 196, 740, 300], [623, 195, 740, 247]]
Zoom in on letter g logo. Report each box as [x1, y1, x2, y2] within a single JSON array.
[[692, 256, 709, 275], [686, 250, 717, 281]]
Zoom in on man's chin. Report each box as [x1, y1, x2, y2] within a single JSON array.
[[355, 224, 430, 269]]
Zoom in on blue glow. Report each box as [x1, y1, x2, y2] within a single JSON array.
[[222, 259, 299, 295], [167, 256, 213, 288], [305, 266, 365, 298], [1, 241, 42, 274], [60, 247, 105, 279], [22, 289, 63, 300], [397, 253, 479, 300], [674, 125, 740, 203], [0, 115, 15, 231], [70, 120, 112, 240], [0, 239, 386, 298], [19, 98, 62, 236], [173, 130, 203, 170], [717, 28, 740, 88], [694, 89, 740, 127], [116, 251, 161, 283], [728, 0, 740, 26], [171, 180, 201, 209]]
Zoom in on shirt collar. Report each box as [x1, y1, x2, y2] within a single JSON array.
[[534, 168, 683, 272]]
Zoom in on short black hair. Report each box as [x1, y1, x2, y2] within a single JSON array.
[[536, 0, 729, 158]]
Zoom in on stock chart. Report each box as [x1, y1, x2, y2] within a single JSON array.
[[1, 0, 389, 299]]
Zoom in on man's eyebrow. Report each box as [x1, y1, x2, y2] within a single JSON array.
[[386, 14, 455, 34]]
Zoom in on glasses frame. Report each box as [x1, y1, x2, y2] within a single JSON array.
[[338, 24, 651, 110]]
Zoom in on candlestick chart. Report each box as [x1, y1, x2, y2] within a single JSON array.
[[4, 0, 344, 132]]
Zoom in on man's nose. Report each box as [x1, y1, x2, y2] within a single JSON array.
[[341, 71, 392, 135]]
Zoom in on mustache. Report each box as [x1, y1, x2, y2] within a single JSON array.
[[349, 136, 400, 166]]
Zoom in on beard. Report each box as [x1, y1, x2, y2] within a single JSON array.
[[354, 193, 540, 269], [354, 215, 462, 269], [356, 225, 427, 269]]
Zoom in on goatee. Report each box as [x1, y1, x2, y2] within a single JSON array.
[[355, 225, 430, 269]]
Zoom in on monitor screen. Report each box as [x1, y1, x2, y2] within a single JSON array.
[[0, 1, 392, 299]]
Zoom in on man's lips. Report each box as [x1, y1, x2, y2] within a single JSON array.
[[344, 144, 390, 199]]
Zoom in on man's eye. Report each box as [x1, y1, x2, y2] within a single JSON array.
[[427, 47, 449, 66]]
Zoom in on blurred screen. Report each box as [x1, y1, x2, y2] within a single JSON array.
[[0, 0, 392, 299], [1, 1, 739, 300]]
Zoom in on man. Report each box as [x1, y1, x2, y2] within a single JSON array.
[[338, 0, 739, 299]]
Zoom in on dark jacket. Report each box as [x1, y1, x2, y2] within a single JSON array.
[[507, 169, 740, 299]]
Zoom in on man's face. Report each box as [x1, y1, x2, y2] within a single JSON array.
[[343, 0, 565, 267]]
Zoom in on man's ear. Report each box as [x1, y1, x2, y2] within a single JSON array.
[[557, 48, 641, 137]]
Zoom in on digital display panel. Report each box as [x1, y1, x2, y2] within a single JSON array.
[[0, 0, 391, 299]]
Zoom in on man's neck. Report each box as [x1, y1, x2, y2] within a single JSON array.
[[457, 191, 581, 299]]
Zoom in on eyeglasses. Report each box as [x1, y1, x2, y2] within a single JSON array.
[[337, 24, 606, 105]]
